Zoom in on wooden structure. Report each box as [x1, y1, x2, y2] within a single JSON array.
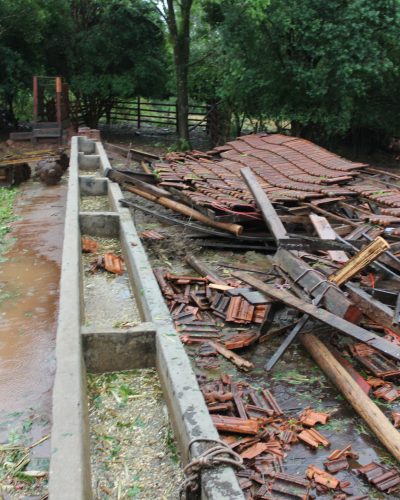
[[108, 97, 208, 131], [10, 76, 70, 144], [32, 76, 70, 144]]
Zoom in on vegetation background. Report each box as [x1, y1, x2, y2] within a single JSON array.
[[1, 0, 399, 150]]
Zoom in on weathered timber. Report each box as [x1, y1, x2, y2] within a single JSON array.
[[303, 203, 360, 227], [266, 238, 385, 369], [119, 198, 261, 241], [241, 167, 289, 241], [274, 248, 360, 322], [123, 185, 243, 236], [327, 344, 371, 395], [104, 141, 159, 162], [107, 169, 170, 198], [185, 255, 227, 284], [209, 341, 254, 372], [328, 237, 390, 286], [345, 284, 400, 336], [233, 271, 400, 361], [301, 332, 400, 462], [394, 293, 400, 326], [309, 213, 349, 264]]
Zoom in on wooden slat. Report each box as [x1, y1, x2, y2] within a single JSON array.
[[346, 284, 400, 335], [274, 248, 360, 322], [309, 213, 348, 264], [233, 271, 400, 361], [241, 167, 288, 242]]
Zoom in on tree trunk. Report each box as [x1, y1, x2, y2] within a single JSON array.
[[166, 0, 193, 150], [175, 45, 190, 147]]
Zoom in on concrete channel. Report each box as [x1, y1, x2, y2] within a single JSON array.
[[48, 136, 244, 499]]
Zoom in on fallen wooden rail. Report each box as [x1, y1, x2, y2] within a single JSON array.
[[301, 332, 400, 462], [241, 167, 289, 241], [122, 184, 243, 236], [234, 271, 400, 361]]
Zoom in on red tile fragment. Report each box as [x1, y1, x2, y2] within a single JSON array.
[[299, 408, 330, 427], [81, 237, 98, 253], [306, 465, 339, 489], [298, 428, 330, 448], [140, 229, 165, 240]]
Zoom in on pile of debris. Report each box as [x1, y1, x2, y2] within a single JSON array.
[[0, 147, 68, 187], [197, 374, 400, 498], [106, 134, 400, 497]]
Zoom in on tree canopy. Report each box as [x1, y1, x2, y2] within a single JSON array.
[[1, 0, 400, 147], [205, 0, 400, 145]]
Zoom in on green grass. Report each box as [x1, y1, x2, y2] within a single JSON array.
[[0, 187, 18, 256]]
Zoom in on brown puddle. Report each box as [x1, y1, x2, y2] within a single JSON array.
[[0, 180, 66, 457]]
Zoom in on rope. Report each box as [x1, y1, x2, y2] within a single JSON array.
[[179, 438, 244, 499]]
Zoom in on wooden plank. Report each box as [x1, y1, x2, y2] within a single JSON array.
[[210, 341, 254, 372], [328, 236, 390, 286], [241, 166, 289, 241], [303, 203, 360, 227], [233, 271, 400, 361], [309, 213, 349, 264], [274, 248, 360, 322], [266, 237, 378, 370], [301, 332, 400, 462], [345, 284, 400, 335]]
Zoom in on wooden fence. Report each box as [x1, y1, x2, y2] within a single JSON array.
[[108, 97, 209, 130]]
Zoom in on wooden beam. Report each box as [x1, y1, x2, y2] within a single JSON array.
[[328, 237, 390, 286], [108, 169, 171, 198], [301, 332, 400, 462], [309, 213, 349, 264], [345, 284, 400, 335], [210, 341, 254, 372], [123, 185, 243, 236], [274, 248, 360, 322], [233, 271, 400, 361], [303, 203, 360, 227], [241, 167, 288, 241], [185, 255, 227, 284]]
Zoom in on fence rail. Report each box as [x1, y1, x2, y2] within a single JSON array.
[[70, 97, 210, 131], [109, 97, 208, 130]]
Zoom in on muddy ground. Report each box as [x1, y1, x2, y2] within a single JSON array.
[[0, 175, 67, 498]]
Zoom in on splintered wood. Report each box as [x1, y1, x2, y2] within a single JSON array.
[[328, 236, 390, 285]]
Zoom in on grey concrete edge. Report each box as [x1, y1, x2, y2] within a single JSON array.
[[49, 137, 92, 499], [95, 141, 245, 499]]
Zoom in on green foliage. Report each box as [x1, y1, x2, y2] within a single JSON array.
[[0, 0, 169, 127], [0, 187, 17, 241], [0, 0, 47, 115], [206, 0, 400, 143], [67, 0, 169, 126]]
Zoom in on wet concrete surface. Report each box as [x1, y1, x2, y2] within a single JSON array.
[[0, 179, 66, 466]]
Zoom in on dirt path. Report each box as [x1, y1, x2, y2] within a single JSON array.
[[0, 178, 66, 496]]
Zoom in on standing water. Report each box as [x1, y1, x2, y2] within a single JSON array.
[[0, 179, 66, 492]]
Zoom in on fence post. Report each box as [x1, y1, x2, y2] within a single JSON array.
[[175, 100, 179, 133], [33, 76, 38, 123], [137, 96, 141, 129]]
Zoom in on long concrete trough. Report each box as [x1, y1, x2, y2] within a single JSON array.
[[49, 136, 244, 499]]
